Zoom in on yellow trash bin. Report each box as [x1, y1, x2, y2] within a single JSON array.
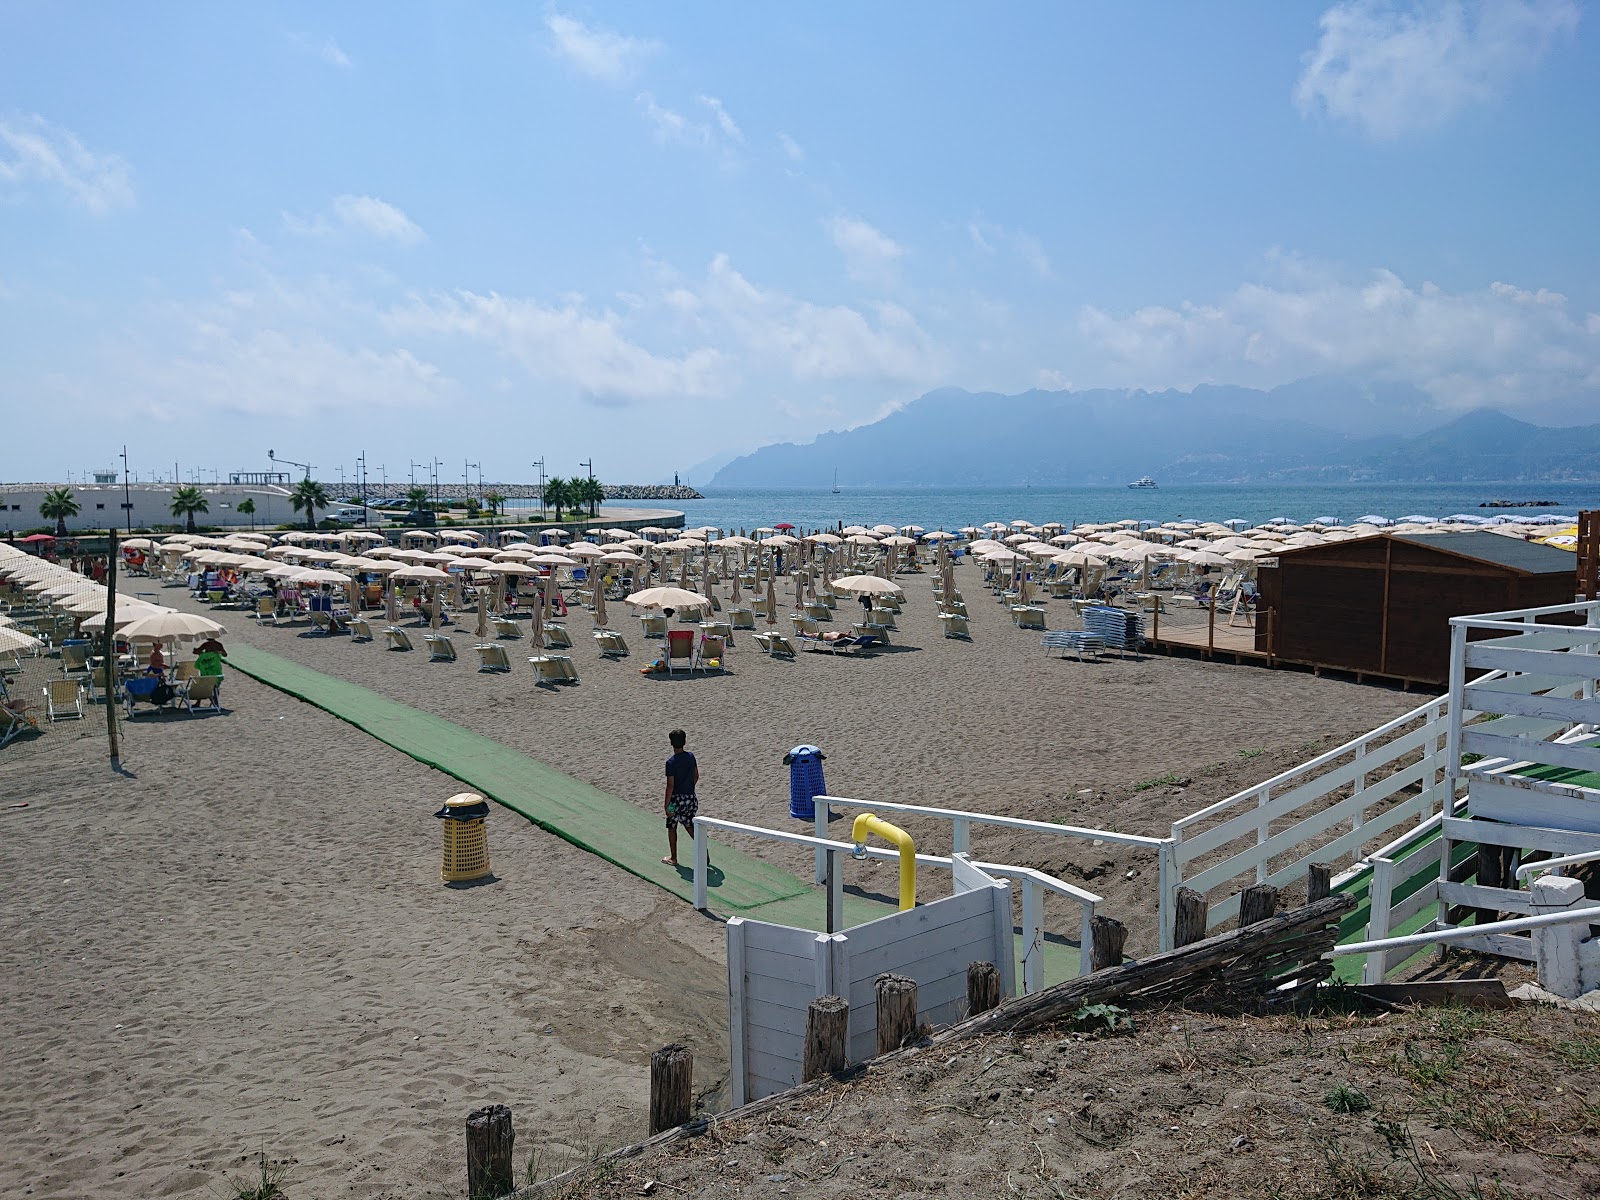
[[435, 792, 490, 882]]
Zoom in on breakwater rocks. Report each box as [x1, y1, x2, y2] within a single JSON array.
[[334, 483, 703, 502], [1480, 499, 1560, 508]]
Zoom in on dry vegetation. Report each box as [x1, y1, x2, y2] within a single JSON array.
[[529, 996, 1600, 1200]]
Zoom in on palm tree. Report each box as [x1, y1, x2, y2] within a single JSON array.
[[574, 477, 603, 517], [542, 476, 572, 522], [169, 485, 209, 534], [236, 497, 256, 530], [290, 478, 332, 531], [38, 487, 80, 537], [483, 491, 506, 518], [405, 485, 431, 512]]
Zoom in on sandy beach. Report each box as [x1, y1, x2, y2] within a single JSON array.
[[1, 561, 1426, 1197]]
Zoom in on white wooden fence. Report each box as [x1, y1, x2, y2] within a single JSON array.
[[726, 855, 1013, 1105]]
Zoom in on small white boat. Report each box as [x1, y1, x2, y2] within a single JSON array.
[[1127, 476, 1157, 489], [831, 470, 840, 494]]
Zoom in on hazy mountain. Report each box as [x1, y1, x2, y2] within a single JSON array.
[[708, 379, 1600, 487]]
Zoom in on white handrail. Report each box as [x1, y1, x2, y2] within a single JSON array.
[[813, 794, 1165, 849], [1449, 599, 1600, 627], [1515, 848, 1600, 880], [1327, 905, 1600, 958]]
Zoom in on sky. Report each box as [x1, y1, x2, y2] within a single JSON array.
[[2, 1, 1597, 487]]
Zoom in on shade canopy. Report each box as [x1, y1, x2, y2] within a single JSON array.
[[118, 610, 226, 641]]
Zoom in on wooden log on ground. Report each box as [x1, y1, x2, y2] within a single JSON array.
[[802, 996, 850, 1082], [1173, 887, 1209, 948], [1306, 863, 1332, 904], [1089, 914, 1126, 972], [966, 961, 1001, 1016], [465, 1104, 515, 1199], [1239, 883, 1279, 927], [648, 1044, 693, 1136], [875, 974, 918, 1055]]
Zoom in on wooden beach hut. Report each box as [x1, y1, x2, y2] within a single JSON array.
[[1254, 532, 1577, 685]]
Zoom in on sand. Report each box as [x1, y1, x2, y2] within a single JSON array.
[[0, 673, 727, 1199], [0, 561, 1428, 1197]]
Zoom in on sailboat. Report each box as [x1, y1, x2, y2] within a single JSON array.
[[831, 469, 840, 494]]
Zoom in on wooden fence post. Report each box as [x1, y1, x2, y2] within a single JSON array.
[[875, 974, 918, 1055], [1306, 863, 1332, 904], [1089, 915, 1126, 972], [802, 996, 849, 1082], [1239, 884, 1279, 927], [648, 1044, 693, 1136], [1173, 887, 1209, 948], [966, 961, 1001, 1016], [465, 1104, 514, 1199]]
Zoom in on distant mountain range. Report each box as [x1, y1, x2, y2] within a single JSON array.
[[706, 379, 1600, 487]]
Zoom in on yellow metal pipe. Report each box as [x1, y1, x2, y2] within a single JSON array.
[[851, 813, 917, 910]]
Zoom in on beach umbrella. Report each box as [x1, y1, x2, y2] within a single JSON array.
[[593, 572, 608, 628], [730, 566, 742, 603], [830, 574, 905, 597], [624, 586, 711, 614], [0, 626, 46, 654], [477, 589, 488, 638], [765, 573, 777, 625], [431, 582, 442, 630], [531, 587, 545, 649], [120, 610, 225, 641], [389, 564, 451, 583]]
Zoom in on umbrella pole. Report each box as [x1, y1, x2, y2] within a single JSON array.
[[102, 529, 120, 766]]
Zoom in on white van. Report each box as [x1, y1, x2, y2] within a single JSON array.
[[327, 505, 372, 524]]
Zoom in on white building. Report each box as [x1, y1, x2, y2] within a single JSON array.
[[0, 482, 310, 533]]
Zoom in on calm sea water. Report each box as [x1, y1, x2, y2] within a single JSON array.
[[549, 483, 1598, 533]]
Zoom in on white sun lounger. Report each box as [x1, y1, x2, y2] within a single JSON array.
[[424, 634, 457, 662], [383, 627, 414, 652], [474, 642, 512, 671]]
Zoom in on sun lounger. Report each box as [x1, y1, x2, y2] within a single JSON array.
[[800, 633, 881, 656], [850, 622, 892, 645], [350, 618, 374, 642], [309, 610, 336, 636], [179, 673, 223, 712], [639, 613, 668, 639], [527, 654, 578, 684], [424, 634, 457, 662], [753, 632, 797, 658], [728, 606, 756, 630], [543, 623, 573, 650], [1, 697, 40, 747], [665, 629, 695, 675], [59, 643, 91, 677], [86, 663, 122, 705], [474, 642, 512, 672], [940, 612, 971, 639], [791, 615, 821, 639], [1042, 630, 1103, 661], [492, 617, 522, 639], [44, 678, 85, 721], [593, 629, 629, 658], [1011, 605, 1047, 630], [803, 602, 830, 621], [122, 675, 174, 718], [695, 634, 728, 674], [383, 627, 414, 652]]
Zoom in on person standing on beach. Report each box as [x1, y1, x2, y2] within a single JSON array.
[[662, 728, 699, 866]]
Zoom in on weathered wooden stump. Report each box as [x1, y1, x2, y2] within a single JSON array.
[[1173, 887, 1209, 948], [1306, 863, 1333, 904], [966, 960, 1001, 1016], [465, 1104, 514, 1199], [648, 1043, 693, 1136], [1089, 914, 1127, 972], [875, 974, 919, 1055], [802, 995, 850, 1081], [1239, 883, 1279, 927]]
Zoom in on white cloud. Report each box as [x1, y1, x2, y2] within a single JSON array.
[[698, 95, 743, 142], [777, 132, 805, 163], [0, 113, 133, 215], [637, 92, 712, 149], [387, 289, 730, 406], [1295, 0, 1580, 139], [290, 33, 353, 69], [824, 215, 906, 287], [1075, 263, 1600, 412], [967, 216, 1053, 279], [702, 254, 944, 386], [545, 13, 659, 85], [285, 194, 424, 244]]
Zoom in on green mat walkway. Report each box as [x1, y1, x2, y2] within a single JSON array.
[[225, 645, 1087, 980]]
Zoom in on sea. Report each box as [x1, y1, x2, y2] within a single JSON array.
[[506, 482, 1600, 533]]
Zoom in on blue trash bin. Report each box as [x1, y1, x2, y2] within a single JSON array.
[[784, 744, 827, 821]]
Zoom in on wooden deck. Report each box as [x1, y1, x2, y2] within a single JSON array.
[[1144, 613, 1265, 660]]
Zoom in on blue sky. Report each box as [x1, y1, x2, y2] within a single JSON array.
[[2, 1, 1596, 486]]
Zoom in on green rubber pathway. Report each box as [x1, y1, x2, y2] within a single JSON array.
[[225, 644, 809, 914], [225, 644, 1087, 978]]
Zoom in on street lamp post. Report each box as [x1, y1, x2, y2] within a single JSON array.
[[120, 445, 132, 534], [357, 451, 368, 527], [432, 458, 442, 506], [533, 458, 546, 522]]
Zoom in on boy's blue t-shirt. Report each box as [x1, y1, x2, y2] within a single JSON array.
[[666, 750, 697, 796]]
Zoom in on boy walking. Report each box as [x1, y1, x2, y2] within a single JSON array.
[[662, 728, 699, 866]]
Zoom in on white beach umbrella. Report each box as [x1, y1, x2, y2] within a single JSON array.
[[120, 610, 226, 641]]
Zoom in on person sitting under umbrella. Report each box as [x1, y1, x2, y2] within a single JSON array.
[[146, 641, 167, 678]]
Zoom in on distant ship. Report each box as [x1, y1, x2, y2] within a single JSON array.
[[1127, 476, 1157, 489], [831, 469, 840, 494]]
